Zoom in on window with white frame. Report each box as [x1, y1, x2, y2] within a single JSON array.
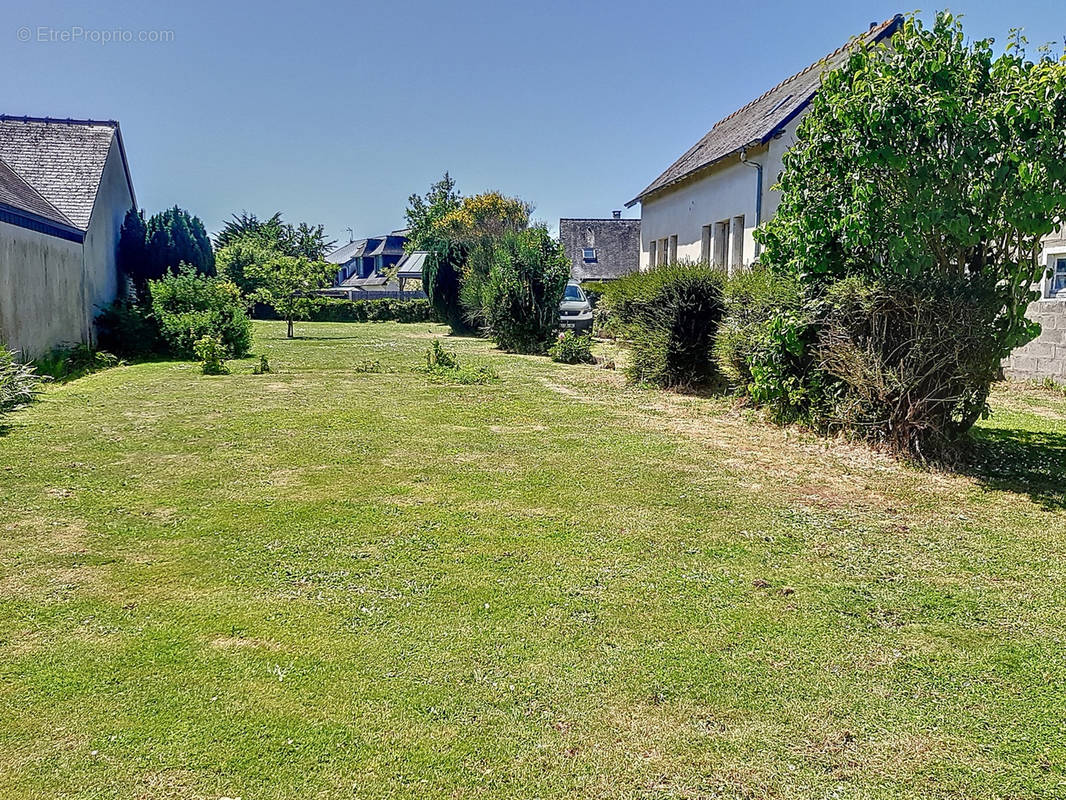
[[648, 240, 657, 269], [669, 234, 678, 263], [1053, 256, 1066, 296], [582, 248, 597, 262], [701, 224, 712, 263]]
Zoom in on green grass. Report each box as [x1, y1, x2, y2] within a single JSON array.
[[1, 321, 1065, 799]]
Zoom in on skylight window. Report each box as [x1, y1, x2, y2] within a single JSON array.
[[582, 248, 597, 262]]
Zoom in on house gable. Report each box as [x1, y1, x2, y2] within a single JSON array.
[[628, 15, 902, 208]]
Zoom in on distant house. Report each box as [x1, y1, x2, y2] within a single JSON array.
[[0, 115, 136, 356], [327, 233, 407, 284], [323, 232, 425, 299], [559, 212, 640, 282], [626, 16, 902, 273]]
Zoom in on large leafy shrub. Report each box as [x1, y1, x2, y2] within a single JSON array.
[[752, 12, 1066, 455], [714, 267, 819, 420], [815, 274, 1002, 456], [480, 227, 571, 354], [0, 346, 44, 420], [604, 262, 726, 389], [149, 266, 252, 358]]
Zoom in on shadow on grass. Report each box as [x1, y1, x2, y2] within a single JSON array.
[[289, 335, 367, 341], [960, 426, 1066, 510]]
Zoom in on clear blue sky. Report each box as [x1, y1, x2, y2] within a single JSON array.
[[3, 1, 1063, 245]]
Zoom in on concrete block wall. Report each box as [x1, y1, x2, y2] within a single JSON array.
[[1003, 299, 1066, 381]]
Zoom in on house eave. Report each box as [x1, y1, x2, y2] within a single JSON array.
[[0, 202, 85, 243]]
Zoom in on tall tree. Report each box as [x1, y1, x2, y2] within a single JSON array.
[[404, 172, 462, 251], [117, 206, 214, 299], [214, 211, 335, 260]]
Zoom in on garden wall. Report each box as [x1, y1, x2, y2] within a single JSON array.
[[1003, 300, 1066, 381]]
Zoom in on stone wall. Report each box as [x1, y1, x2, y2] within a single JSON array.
[[559, 218, 640, 282], [1003, 300, 1066, 381]]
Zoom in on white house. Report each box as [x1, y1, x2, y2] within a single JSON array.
[[626, 16, 902, 273], [0, 115, 136, 357]]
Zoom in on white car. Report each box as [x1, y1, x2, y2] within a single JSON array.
[[559, 281, 593, 333]]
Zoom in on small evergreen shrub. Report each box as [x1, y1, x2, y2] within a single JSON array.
[[714, 267, 819, 421], [194, 335, 229, 375], [580, 281, 608, 309], [253, 354, 272, 374], [418, 341, 498, 384], [0, 346, 45, 420], [34, 345, 121, 382], [96, 300, 164, 359], [549, 331, 595, 364], [149, 266, 252, 359], [604, 262, 726, 389]]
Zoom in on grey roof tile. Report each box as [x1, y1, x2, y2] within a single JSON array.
[[629, 15, 902, 206], [0, 115, 120, 230], [0, 157, 77, 228]]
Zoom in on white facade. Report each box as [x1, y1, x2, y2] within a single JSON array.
[[81, 137, 135, 326], [638, 115, 799, 273], [0, 119, 135, 357], [0, 221, 85, 357]]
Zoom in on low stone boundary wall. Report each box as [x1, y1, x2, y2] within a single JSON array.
[[1004, 299, 1066, 381]]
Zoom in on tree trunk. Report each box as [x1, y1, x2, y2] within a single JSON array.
[[287, 317, 294, 338]]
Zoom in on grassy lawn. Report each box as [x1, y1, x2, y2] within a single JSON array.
[[2, 320, 1065, 799]]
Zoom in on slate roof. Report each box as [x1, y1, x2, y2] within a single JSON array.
[[396, 250, 428, 279], [627, 15, 903, 207], [0, 115, 135, 230], [0, 157, 77, 229], [326, 238, 371, 264], [326, 233, 408, 264]]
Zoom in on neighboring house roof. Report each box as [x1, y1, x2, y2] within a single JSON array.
[[0, 115, 136, 230], [337, 273, 401, 291], [396, 250, 428, 279], [364, 234, 407, 257], [326, 234, 407, 265], [326, 238, 371, 264], [627, 15, 903, 207]]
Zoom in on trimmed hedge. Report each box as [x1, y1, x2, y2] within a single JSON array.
[[255, 298, 434, 324], [603, 262, 726, 389]]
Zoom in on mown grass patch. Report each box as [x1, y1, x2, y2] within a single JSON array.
[[0, 321, 1064, 798]]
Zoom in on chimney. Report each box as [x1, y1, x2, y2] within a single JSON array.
[[869, 21, 877, 30], [612, 210, 622, 219]]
